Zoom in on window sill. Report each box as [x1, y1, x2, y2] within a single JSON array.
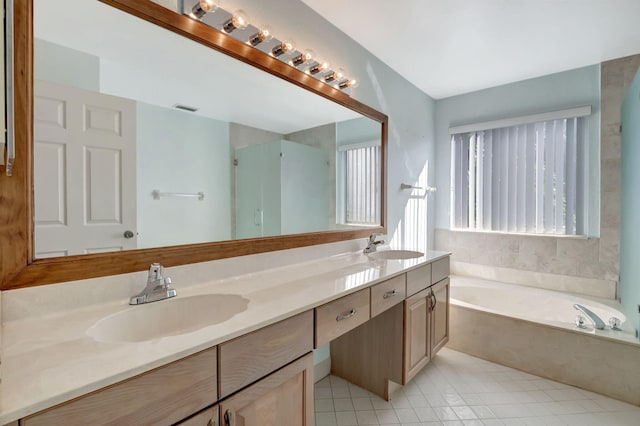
[[448, 228, 590, 240]]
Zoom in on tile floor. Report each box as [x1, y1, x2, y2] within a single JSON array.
[[314, 348, 640, 426]]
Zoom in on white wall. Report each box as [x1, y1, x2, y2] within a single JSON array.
[[158, 0, 437, 248], [336, 117, 381, 148], [136, 102, 231, 248], [34, 38, 99, 91]]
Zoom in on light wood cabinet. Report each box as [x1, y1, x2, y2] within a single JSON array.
[[315, 288, 370, 347], [431, 277, 450, 354], [219, 311, 313, 398], [406, 264, 431, 296], [331, 256, 450, 400], [431, 257, 449, 285], [370, 274, 406, 318], [403, 289, 431, 383], [22, 347, 218, 426], [403, 277, 450, 383], [176, 405, 219, 426], [219, 353, 314, 426], [21, 311, 316, 425], [330, 302, 403, 399]]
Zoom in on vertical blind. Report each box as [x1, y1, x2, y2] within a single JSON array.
[[345, 145, 381, 225], [451, 117, 587, 235]]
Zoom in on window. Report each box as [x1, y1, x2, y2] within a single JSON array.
[[451, 110, 589, 235], [339, 143, 381, 225]]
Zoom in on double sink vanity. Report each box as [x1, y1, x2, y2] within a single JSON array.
[[1, 249, 450, 425], [0, 1, 448, 425]]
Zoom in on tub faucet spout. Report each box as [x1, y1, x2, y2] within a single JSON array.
[[573, 304, 606, 330]]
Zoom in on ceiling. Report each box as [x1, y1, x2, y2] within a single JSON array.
[[35, 0, 360, 134], [301, 0, 640, 99]]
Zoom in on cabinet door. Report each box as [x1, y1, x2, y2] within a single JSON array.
[[403, 289, 431, 384], [176, 405, 219, 426], [430, 278, 450, 354], [219, 353, 313, 426]]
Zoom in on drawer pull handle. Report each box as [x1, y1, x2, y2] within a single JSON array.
[[429, 291, 436, 311], [383, 289, 397, 299], [336, 308, 357, 321]]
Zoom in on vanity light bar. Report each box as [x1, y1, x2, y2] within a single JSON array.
[[182, 0, 358, 94]]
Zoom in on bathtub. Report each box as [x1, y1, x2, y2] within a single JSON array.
[[448, 275, 640, 406]]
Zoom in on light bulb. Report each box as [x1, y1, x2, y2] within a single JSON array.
[[223, 10, 249, 33], [248, 25, 273, 46], [339, 78, 359, 89], [290, 49, 315, 67], [308, 60, 330, 75], [324, 67, 344, 83], [190, 0, 218, 19], [271, 41, 294, 57], [200, 0, 218, 12]]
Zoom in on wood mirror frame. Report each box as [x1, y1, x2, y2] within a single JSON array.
[[0, 0, 387, 290]]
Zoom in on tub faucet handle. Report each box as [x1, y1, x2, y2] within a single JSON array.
[[609, 317, 622, 331]]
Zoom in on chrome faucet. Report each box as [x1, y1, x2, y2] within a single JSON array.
[[574, 304, 606, 330], [130, 263, 177, 305], [363, 233, 385, 254]]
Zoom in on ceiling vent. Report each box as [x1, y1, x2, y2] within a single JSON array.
[[172, 103, 199, 113]]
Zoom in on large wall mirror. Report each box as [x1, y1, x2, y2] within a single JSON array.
[[2, 0, 387, 288]]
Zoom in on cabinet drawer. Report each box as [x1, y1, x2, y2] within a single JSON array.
[[406, 264, 431, 296], [219, 311, 313, 398], [23, 347, 218, 426], [371, 275, 406, 318], [431, 256, 450, 284], [315, 289, 370, 347]]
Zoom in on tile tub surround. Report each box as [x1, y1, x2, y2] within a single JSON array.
[[315, 348, 640, 426], [0, 244, 449, 424], [435, 229, 617, 299], [448, 302, 640, 407]]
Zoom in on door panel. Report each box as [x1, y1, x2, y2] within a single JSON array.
[[403, 290, 430, 383], [34, 141, 66, 226], [431, 278, 450, 354], [84, 146, 122, 224]]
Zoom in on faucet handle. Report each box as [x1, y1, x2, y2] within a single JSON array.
[[609, 317, 622, 330], [148, 263, 163, 280], [368, 233, 381, 243]]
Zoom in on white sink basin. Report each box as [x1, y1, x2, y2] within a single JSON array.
[[87, 294, 249, 343], [368, 250, 424, 260]]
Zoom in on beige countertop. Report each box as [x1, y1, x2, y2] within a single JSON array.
[[0, 249, 449, 423]]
